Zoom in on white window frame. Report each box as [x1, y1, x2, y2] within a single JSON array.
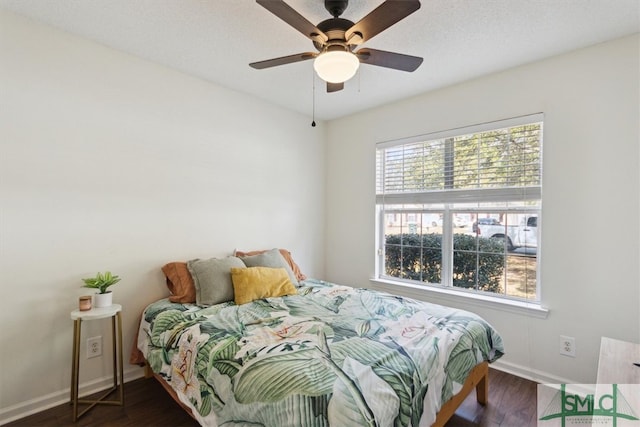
[[375, 113, 546, 313]]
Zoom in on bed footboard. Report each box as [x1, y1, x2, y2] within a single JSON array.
[[431, 361, 489, 427]]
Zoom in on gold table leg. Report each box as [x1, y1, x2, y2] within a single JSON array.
[[70, 319, 82, 421], [117, 312, 124, 406], [70, 311, 124, 421]]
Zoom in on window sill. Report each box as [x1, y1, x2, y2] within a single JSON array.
[[369, 278, 549, 319]]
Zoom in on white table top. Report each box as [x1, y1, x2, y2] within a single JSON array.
[[597, 336, 640, 384], [71, 304, 122, 320]]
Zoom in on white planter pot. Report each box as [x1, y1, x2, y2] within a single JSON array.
[[94, 292, 113, 308]]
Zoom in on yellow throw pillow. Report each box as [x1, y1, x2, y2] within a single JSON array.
[[231, 267, 297, 305]]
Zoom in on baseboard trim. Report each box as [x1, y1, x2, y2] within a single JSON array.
[[491, 359, 577, 385], [0, 367, 144, 426]]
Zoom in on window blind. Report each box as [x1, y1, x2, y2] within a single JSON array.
[[376, 114, 543, 204]]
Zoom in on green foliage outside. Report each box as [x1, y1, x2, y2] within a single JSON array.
[[385, 234, 504, 293]]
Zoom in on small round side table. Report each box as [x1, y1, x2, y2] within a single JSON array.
[[70, 304, 124, 421]]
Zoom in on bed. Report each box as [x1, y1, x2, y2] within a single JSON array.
[[134, 259, 504, 427]]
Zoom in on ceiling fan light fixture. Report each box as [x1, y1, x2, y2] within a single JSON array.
[[313, 50, 360, 84]]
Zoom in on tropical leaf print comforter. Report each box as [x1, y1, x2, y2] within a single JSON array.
[[137, 279, 504, 427]]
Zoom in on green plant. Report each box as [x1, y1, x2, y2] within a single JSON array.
[[384, 233, 504, 293], [82, 271, 121, 294]]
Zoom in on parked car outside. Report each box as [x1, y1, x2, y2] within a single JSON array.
[[474, 215, 538, 250], [472, 217, 500, 233]]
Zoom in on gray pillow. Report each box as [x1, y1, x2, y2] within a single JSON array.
[[187, 256, 246, 305], [239, 248, 299, 287]]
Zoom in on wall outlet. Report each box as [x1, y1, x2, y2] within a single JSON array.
[[87, 336, 102, 358], [560, 335, 575, 357]]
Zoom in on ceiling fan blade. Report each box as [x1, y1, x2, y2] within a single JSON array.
[[345, 0, 420, 45], [256, 0, 328, 44], [327, 82, 344, 93], [250, 52, 316, 69], [356, 48, 423, 72]]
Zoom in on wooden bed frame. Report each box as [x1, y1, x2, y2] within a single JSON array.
[[431, 360, 489, 427], [143, 360, 489, 427]]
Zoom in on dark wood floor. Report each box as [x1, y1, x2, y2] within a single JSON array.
[[5, 368, 537, 427]]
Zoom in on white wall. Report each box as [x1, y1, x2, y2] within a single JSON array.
[[325, 35, 640, 384], [0, 9, 325, 421]]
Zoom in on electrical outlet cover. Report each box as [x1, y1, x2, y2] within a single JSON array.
[[87, 336, 102, 358], [560, 335, 576, 357]]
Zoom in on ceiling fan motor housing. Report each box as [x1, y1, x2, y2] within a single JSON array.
[[325, 0, 349, 17], [313, 18, 355, 52]]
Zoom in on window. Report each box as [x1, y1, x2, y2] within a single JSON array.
[[375, 114, 543, 302]]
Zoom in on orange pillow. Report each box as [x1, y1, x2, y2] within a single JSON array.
[[234, 248, 307, 281], [161, 262, 196, 303]]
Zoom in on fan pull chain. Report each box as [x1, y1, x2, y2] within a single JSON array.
[[311, 69, 316, 127]]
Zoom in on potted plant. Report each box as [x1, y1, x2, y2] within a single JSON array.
[[82, 271, 121, 308]]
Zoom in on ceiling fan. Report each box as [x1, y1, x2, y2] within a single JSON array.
[[250, 0, 423, 93]]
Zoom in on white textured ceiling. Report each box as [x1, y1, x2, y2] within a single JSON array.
[[1, 0, 638, 120]]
